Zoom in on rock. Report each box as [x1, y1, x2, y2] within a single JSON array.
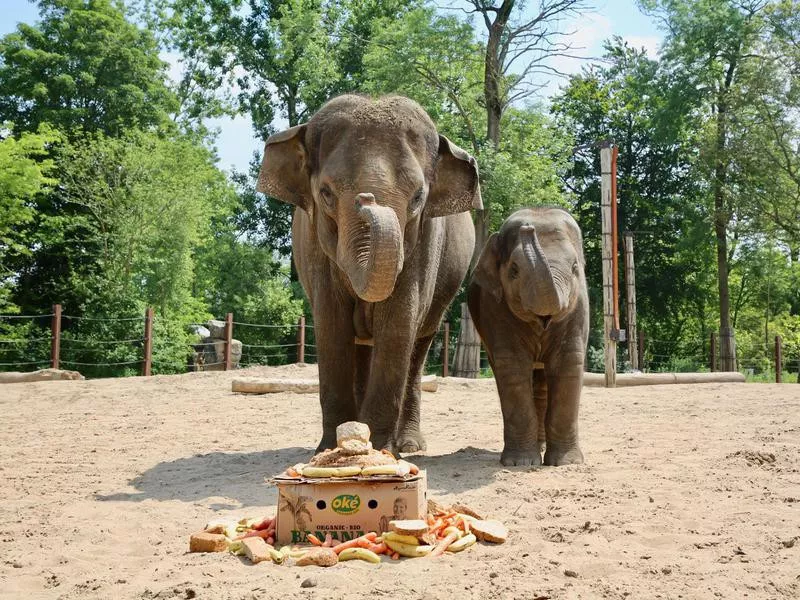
[[191, 337, 242, 371], [206, 320, 227, 339], [300, 578, 318, 588], [188, 324, 210, 339], [564, 569, 578, 578]]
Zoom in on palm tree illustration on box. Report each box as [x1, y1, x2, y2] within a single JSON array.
[[280, 492, 313, 532]]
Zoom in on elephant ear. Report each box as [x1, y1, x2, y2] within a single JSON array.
[[427, 135, 483, 218], [472, 233, 503, 302], [256, 124, 311, 211]]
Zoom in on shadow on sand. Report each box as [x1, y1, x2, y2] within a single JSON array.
[[96, 446, 507, 507]]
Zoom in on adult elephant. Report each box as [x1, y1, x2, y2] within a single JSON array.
[[257, 95, 482, 453]]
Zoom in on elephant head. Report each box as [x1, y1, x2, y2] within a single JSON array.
[[256, 95, 482, 303], [473, 208, 585, 328]]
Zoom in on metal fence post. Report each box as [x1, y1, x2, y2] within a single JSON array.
[[442, 321, 450, 378], [142, 307, 153, 376], [297, 315, 306, 364], [50, 304, 61, 369], [224, 312, 233, 370], [775, 335, 782, 383]]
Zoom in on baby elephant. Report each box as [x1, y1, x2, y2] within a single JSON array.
[[468, 207, 589, 466]]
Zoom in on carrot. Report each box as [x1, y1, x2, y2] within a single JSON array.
[[368, 542, 387, 554], [391, 552, 400, 560], [332, 533, 378, 554], [429, 531, 460, 558], [251, 517, 274, 531], [357, 538, 372, 548], [307, 533, 324, 546], [323, 533, 333, 547], [409, 463, 419, 475], [286, 468, 300, 477], [426, 515, 435, 526], [266, 536, 274, 545]]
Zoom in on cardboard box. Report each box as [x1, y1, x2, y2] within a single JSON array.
[[272, 471, 427, 545]]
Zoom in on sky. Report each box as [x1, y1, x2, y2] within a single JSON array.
[[2, 0, 664, 174]]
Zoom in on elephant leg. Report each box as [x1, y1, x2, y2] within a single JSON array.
[[543, 352, 585, 466], [533, 367, 548, 457], [314, 300, 358, 453], [359, 315, 417, 453], [395, 334, 434, 454], [492, 353, 540, 467], [353, 344, 372, 417]]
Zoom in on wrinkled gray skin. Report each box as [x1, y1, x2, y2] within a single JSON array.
[[257, 95, 481, 453], [468, 207, 589, 466]]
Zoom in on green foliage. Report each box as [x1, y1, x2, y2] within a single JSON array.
[[0, 124, 59, 312], [0, 0, 177, 137]]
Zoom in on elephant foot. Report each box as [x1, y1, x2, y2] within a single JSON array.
[[369, 430, 396, 454], [500, 445, 543, 467], [315, 432, 337, 453], [543, 441, 584, 466], [394, 430, 427, 454]]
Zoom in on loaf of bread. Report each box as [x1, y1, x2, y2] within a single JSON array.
[[241, 537, 272, 564], [336, 421, 370, 446], [189, 531, 229, 553], [389, 520, 429, 537]]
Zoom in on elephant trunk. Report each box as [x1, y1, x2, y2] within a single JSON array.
[[338, 193, 403, 303], [519, 224, 566, 316]]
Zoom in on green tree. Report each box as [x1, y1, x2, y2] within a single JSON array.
[[0, 0, 177, 137], [552, 39, 715, 370], [0, 125, 58, 312]]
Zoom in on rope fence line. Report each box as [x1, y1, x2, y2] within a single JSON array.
[[1, 304, 798, 382]]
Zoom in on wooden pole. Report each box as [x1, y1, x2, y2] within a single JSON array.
[[142, 307, 153, 376], [624, 233, 638, 371], [50, 303, 61, 370], [775, 335, 782, 383], [638, 329, 645, 372], [600, 143, 617, 387], [224, 312, 233, 371], [710, 332, 717, 372], [442, 321, 450, 378], [297, 315, 306, 364]]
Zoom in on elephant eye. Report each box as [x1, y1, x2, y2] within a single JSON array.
[[509, 262, 520, 280], [572, 260, 579, 274], [319, 185, 335, 208], [410, 188, 424, 211]]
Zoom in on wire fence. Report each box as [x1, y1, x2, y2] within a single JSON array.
[[1, 308, 798, 383]]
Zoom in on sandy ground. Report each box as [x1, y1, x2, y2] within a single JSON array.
[[1, 363, 799, 600]]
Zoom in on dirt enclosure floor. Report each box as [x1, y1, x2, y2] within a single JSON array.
[[1, 364, 799, 600]]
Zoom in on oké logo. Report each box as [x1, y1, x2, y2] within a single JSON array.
[[331, 494, 361, 515]]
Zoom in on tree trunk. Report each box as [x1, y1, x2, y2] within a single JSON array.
[[455, 1, 515, 377], [451, 303, 481, 378], [714, 65, 737, 372]]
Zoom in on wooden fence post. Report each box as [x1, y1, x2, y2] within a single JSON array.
[[224, 312, 233, 371], [442, 321, 450, 378], [50, 303, 61, 369], [638, 329, 645, 372], [600, 143, 617, 387], [142, 307, 153, 376], [775, 335, 782, 383], [624, 233, 638, 371], [710, 332, 717, 372], [297, 315, 306, 364]]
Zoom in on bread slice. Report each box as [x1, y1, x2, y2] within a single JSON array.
[[296, 547, 339, 567], [189, 531, 229, 553], [241, 537, 272, 564], [389, 519, 429, 537], [470, 519, 508, 544], [451, 502, 484, 520]]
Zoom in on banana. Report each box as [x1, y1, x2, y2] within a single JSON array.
[[338, 548, 382, 563], [382, 531, 420, 546], [384, 538, 433, 558], [446, 533, 477, 553], [360, 465, 400, 476], [301, 465, 362, 478]]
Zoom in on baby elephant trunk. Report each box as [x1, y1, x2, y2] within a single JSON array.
[[338, 193, 404, 303], [519, 224, 568, 317]]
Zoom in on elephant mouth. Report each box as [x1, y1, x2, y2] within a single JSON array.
[[537, 315, 552, 330]]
